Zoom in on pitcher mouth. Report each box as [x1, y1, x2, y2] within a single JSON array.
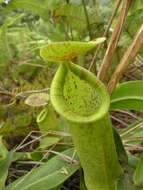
[[50, 62, 110, 123]]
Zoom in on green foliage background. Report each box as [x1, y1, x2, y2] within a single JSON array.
[[0, 0, 143, 190]]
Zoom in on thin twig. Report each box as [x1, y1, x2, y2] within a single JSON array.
[[49, 150, 79, 164], [108, 24, 143, 94], [111, 115, 129, 127], [19, 62, 46, 68], [15, 132, 49, 151], [124, 143, 143, 151], [123, 137, 143, 143], [121, 122, 143, 138], [15, 88, 50, 98], [116, 110, 140, 120], [97, 0, 133, 82], [89, 0, 122, 71], [14, 130, 71, 151], [0, 91, 12, 96], [17, 161, 44, 165], [82, 0, 92, 39], [0, 88, 49, 99]]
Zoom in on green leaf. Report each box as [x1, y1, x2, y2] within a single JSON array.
[[111, 81, 143, 111], [53, 4, 84, 19], [117, 176, 140, 190], [133, 154, 143, 187], [2, 0, 49, 21], [25, 93, 49, 107], [52, 3, 101, 33], [128, 154, 139, 169], [80, 169, 88, 190], [37, 106, 58, 131], [53, 4, 86, 31], [0, 137, 13, 188], [12, 152, 32, 162], [39, 136, 60, 149], [113, 128, 128, 168], [0, 22, 10, 65], [6, 148, 79, 190], [0, 14, 24, 66], [126, 8, 143, 37], [40, 39, 105, 62], [13, 113, 32, 127], [0, 150, 13, 190], [0, 136, 8, 159]]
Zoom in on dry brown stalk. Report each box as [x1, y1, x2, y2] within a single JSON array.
[[97, 0, 133, 82], [89, 0, 122, 71], [107, 24, 143, 94]]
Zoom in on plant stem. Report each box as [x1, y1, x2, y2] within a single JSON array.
[[107, 24, 143, 94], [97, 0, 133, 83], [81, 0, 92, 39], [92, 0, 96, 6]]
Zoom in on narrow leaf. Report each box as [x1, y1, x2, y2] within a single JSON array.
[[2, 0, 49, 21], [39, 136, 60, 149], [0, 136, 8, 159], [6, 148, 79, 190], [133, 154, 143, 187], [0, 151, 13, 190], [111, 81, 143, 111], [113, 128, 128, 167], [120, 119, 143, 139]]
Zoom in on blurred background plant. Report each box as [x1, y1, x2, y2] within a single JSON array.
[[0, 0, 143, 190]]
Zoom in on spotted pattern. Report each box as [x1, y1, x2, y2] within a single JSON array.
[[63, 70, 101, 116]]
